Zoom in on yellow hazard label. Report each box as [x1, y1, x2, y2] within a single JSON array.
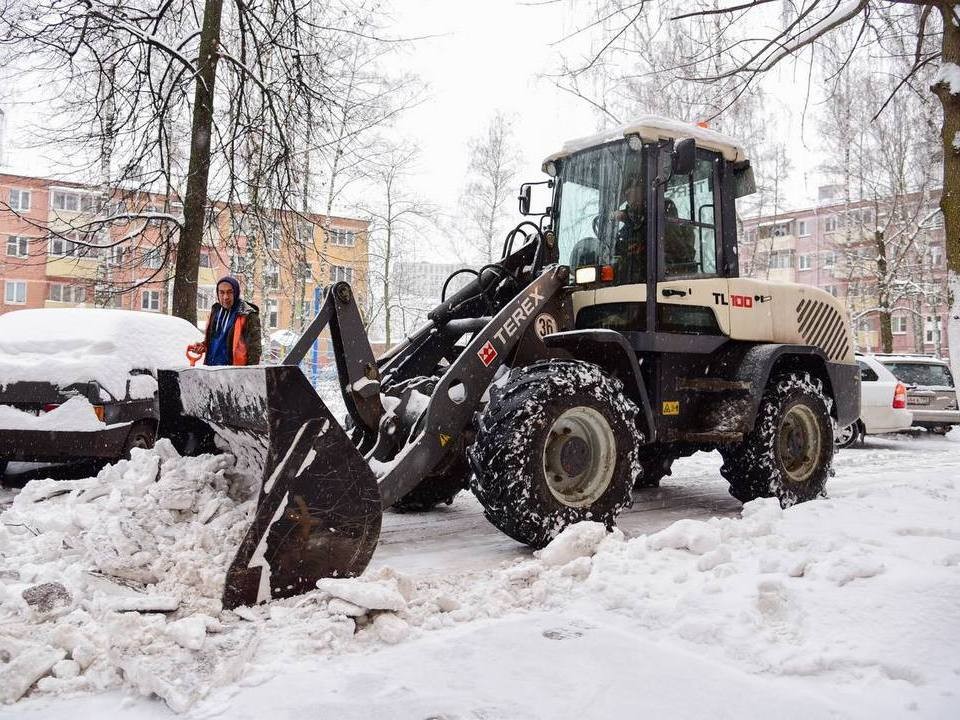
[[439, 433, 452, 447], [662, 401, 680, 416]]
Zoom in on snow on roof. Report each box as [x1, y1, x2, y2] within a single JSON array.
[[543, 115, 749, 169], [0, 308, 202, 399]]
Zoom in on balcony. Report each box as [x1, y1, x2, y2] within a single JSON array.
[[46, 256, 99, 279]]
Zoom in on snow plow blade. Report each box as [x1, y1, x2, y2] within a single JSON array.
[[158, 365, 382, 609]]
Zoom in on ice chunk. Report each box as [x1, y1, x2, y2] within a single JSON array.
[[537, 521, 611, 567], [373, 613, 410, 644], [0, 638, 67, 703], [648, 519, 721, 555], [316, 578, 406, 612], [166, 616, 209, 650]]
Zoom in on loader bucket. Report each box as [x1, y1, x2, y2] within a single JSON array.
[[158, 365, 382, 609]]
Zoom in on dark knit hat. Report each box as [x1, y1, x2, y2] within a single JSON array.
[[216, 275, 241, 301]]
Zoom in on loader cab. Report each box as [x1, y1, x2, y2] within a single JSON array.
[[544, 120, 754, 340]]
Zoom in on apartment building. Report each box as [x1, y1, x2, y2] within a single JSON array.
[[739, 189, 949, 356], [0, 173, 369, 362]]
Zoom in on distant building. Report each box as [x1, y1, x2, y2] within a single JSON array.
[[740, 187, 949, 356], [0, 172, 369, 365]]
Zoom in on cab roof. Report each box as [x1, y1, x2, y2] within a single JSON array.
[[542, 115, 749, 171]]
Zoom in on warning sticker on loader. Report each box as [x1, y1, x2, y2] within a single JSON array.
[[662, 401, 680, 415], [478, 341, 498, 367]]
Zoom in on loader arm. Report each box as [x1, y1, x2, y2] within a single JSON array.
[[375, 265, 570, 507], [282, 282, 384, 434]]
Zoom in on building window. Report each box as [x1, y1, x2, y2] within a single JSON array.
[[143, 248, 164, 269], [925, 315, 942, 345], [824, 215, 838, 233], [329, 228, 356, 247], [197, 287, 213, 310], [48, 283, 86, 304], [6, 235, 29, 258], [141, 290, 161, 312], [744, 228, 758, 244], [105, 244, 127, 266], [199, 251, 211, 268], [822, 251, 836, 268], [892, 315, 908, 335], [930, 244, 943, 267], [771, 223, 791, 238], [52, 191, 80, 212], [265, 262, 280, 289], [229, 253, 248, 275], [823, 285, 839, 297], [8, 189, 30, 211], [767, 249, 794, 269], [797, 220, 810, 237], [48, 235, 81, 257], [297, 222, 314, 243], [331, 265, 353, 284], [267, 298, 279, 328], [798, 254, 812, 271], [4, 280, 27, 304]]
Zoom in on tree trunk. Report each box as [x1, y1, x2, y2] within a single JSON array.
[[171, 0, 224, 323], [875, 229, 893, 352]]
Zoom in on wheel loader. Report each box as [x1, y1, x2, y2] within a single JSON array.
[[158, 116, 860, 609]]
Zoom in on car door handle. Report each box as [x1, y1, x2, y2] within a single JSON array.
[[662, 288, 687, 297]]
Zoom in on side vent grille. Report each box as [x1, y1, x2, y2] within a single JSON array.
[[796, 298, 849, 361]]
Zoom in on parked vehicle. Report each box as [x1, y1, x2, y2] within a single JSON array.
[[0, 309, 200, 482], [835, 354, 912, 448], [875, 354, 959, 435]]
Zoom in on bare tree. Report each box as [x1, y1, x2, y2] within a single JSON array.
[[357, 142, 437, 347], [460, 112, 520, 264], [0, 0, 405, 323]]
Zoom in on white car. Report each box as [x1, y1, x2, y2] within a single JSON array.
[[836, 353, 913, 448]]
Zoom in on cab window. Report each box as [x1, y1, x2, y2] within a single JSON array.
[[662, 153, 719, 278]]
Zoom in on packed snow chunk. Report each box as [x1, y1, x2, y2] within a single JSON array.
[[102, 594, 181, 614], [0, 396, 107, 431], [316, 578, 407, 612], [536, 521, 614, 567], [166, 615, 210, 650], [21, 581, 72, 618], [647, 518, 722, 555], [0, 637, 67, 704], [51, 659, 81, 680], [696, 545, 733, 572], [372, 613, 411, 644], [823, 556, 885, 586], [327, 598, 367, 617]]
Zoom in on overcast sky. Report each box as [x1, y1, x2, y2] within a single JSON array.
[[0, 1, 823, 244]]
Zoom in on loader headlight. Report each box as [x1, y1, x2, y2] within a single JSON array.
[[575, 266, 597, 284]]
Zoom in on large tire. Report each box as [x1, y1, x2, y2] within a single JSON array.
[[468, 360, 642, 548], [720, 372, 833, 507]]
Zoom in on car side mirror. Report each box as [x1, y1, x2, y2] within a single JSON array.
[[517, 181, 553, 216], [672, 138, 696, 176]]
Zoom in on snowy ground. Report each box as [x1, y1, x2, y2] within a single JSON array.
[[1, 430, 959, 719]]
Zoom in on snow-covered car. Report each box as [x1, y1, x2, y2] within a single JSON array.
[[876, 354, 960, 435], [0, 308, 201, 479], [835, 353, 913, 448]]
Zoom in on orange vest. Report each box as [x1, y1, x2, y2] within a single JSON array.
[[204, 306, 251, 366]]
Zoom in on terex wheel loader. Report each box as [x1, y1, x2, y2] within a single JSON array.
[[159, 116, 860, 609]]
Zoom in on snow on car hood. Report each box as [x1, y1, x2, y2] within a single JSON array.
[[0, 309, 202, 399]]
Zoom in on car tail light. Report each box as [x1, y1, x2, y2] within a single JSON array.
[[41, 403, 60, 413], [893, 382, 907, 409]]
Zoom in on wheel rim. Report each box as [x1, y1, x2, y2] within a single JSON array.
[[542, 406, 616, 507], [778, 404, 822, 483], [835, 422, 855, 446]]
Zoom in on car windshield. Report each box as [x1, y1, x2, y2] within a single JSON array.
[[883, 362, 954, 388], [555, 140, 645, 281]]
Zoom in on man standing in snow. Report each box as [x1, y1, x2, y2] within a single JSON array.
[[188, 276, 262, 365]]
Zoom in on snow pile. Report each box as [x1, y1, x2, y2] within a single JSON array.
[[0, 309, 201, 399], [2, 438, 959, 715], [0, 396, 108, 431]]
